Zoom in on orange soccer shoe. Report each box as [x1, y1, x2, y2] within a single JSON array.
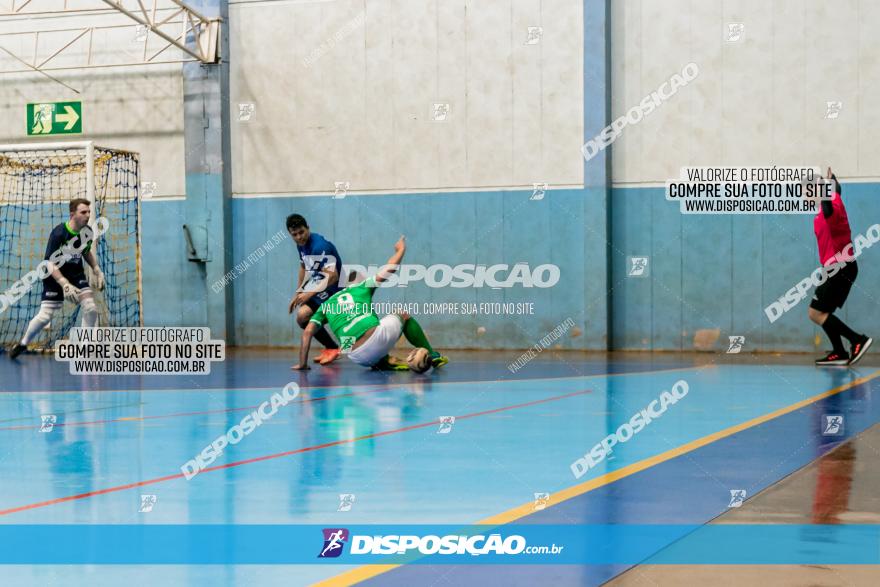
[[316, 348, 342, 365]]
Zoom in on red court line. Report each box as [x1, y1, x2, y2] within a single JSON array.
[[0, 367, 704, 432], [0, 378, 553, 432], [0, 388, 591, 517], [2, 366, 703, 395], [0, 388, 388, 432], [0, 374, 578, 395]]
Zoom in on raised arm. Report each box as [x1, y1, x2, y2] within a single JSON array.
[[375, 236, 406, 285], [821, 167, 837, 219]]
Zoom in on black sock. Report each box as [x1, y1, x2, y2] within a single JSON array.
[[313, 327, 339, 350], [821, 317, 846, 354], [824, 314, 860, 345]]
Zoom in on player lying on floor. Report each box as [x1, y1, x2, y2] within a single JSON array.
[[291, 235, 447, 372]]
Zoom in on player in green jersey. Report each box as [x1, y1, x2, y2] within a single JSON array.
[[291, 236, 448, 371]]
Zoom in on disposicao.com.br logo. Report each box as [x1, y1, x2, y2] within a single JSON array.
[[300, 257, 561, 290], [318, 528, 349, 558], [317, 528, 563, 558]]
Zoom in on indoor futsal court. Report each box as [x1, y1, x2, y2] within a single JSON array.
[[1, 1, 880, 586]]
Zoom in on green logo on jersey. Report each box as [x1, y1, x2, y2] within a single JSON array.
[[340, 336, 356, 354]]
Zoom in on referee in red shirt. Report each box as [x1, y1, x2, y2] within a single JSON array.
[[809, 168, 872, 366]]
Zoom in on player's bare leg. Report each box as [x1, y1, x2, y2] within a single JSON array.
[[397, 312, 448, 368]]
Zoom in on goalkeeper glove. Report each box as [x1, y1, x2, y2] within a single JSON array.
[[61, 281, 82, 303], [91, 268, 105, 291]]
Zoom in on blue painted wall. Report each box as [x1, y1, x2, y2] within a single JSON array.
[[232, 190, 593, 350], [610, 183, 880, 352], [139, 172, 880, 356], [140, 200, 207, 328], [141, 191, 596, 350]]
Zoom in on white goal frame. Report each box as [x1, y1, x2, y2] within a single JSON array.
[[0, 140, 136, 226], [0, 140, 144, 327]]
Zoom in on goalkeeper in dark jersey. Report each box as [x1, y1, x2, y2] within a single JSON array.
[[292, 236, 447, 371], [9, 198, 106, 359]]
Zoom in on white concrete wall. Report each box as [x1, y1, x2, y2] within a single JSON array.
[[0, 6, 185, 198], [610, 0, 880, 185], [229, 0, 584, 195], [0, 1, 584, 198]]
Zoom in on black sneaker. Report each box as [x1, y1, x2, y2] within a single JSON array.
[[815, 350, 850, 366], [849, 336, 873, 366], [8, 343, 26, 360]]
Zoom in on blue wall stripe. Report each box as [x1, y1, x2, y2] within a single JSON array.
[[610, 183, 879, 352]]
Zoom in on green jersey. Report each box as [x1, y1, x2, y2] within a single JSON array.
[[309, 277, 380, 351]]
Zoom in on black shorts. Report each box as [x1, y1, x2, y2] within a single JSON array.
[[42, 273, 89, 302], [305, 290, 335, 312], [810, 261, 858, 313]]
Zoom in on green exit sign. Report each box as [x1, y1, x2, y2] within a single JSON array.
[[27, 101, 82, 136]]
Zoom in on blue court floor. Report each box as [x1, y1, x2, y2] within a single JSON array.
[[0, 350, 877, 586]]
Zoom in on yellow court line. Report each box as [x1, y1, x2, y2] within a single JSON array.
[[312, 368, 880, 587]]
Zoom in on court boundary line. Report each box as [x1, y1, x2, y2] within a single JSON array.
[[310, 368, 880, 587]]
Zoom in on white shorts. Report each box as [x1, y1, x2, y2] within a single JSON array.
[[347, 314, 404, 367]]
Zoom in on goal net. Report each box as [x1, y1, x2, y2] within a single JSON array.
[[0, 142, 142, 351]]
